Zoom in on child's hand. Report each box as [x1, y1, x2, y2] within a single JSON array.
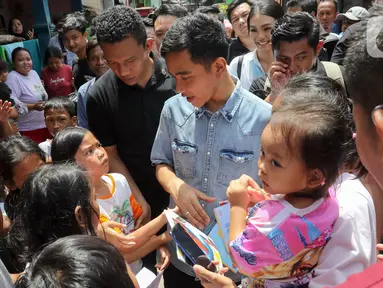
[[227, 174, 263, 208], [155, 245, 171, 271], [377, 244, 383, 261], [97, 221, 136, 254], [170, 205, 181, 215], [0, 100, 12, 123]]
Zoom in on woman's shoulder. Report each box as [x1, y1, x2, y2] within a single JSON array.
[[6, 70, 19, 80], [62, 64, 72, 72]]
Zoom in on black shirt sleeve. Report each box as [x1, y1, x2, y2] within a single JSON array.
[[86, 79, 117, 147], [73, 58, 95, 90], [331, 24, 357, 65]]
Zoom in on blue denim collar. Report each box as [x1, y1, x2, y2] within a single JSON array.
[[195, 77, 243, 123]]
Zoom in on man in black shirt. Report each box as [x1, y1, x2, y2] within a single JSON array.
[[258, 12, 346, 103], [87, 6, 176, 228], [226, 0, 256, 64], [58, 12, 95, 90]]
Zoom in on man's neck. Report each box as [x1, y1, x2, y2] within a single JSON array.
[[205, 71, 237, 113], [239, 35, 257, 51], [137, 56, 154, 88]]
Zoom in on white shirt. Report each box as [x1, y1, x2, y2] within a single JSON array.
[[229, 50, 266, 91], [39, 139, 52, 158], [310, 173, 377, 287]]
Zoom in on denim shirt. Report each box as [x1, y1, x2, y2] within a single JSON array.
[[151, 78, 271, 277]]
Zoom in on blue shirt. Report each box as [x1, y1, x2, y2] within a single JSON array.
[[77, 78, 95, 130], [229, 50, 266, 91], [151, 78, 271, 276], [48, 35, 76, 67]]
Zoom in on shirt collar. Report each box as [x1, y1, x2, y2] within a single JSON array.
[[195, 77, 243, 122], [150, 53, 169, 85]]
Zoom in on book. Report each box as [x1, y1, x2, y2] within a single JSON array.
[[165, 210, 223, 271], [136, 267, 163, 288], [213, 203, 231, 251]]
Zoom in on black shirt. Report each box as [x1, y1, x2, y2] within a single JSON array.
[[72, 57, 96, 90], [331, 22, 361, 65], [86, 56, 176, 217], [227, 38, 250, 64]]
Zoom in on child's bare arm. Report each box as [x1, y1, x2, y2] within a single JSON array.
[[124, 232, 171, 263], [229, 206, 248, 244]]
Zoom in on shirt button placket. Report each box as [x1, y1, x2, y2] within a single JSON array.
[[202, 115, 217, 195]]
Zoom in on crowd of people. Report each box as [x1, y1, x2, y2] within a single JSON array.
[[0, 0, 382, 287]]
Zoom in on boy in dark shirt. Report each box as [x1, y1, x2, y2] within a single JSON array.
[[58, 12, 95, 90]]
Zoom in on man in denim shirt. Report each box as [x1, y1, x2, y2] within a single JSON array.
[[151, 14, 271, 287]]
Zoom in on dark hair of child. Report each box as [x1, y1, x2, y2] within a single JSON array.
[[273, 73, 356, 199], [7, 163, 97, 267], [15, 235, 135, 288], [51, 126, 88, 163], [0, 136, 45, 221], [44, 97, 76, 118]]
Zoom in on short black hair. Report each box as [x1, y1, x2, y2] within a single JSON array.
[[142, 16, 154, 28], [318, 0, 338, 12], [86, 36, 100, 60], [301, 0, 317, 15], [44, 46, 63, 65], [44, 97, 76, 118], [271, 12, 320, 52], [161, 13, 229, 70], [52, 13, 67, 27], [0, 59, 8, 74], [57, 12, 88, 35], [274, 72, 353, 199], [345, 5, 383, 116], [0, 82, 12, 103], [15, 235, 134, 288], [11, 47, 31, 63], [286, 0, 301, 9], [153, 4, 189, 26], [195, 6, 221, 15], [95, 5, 146, 46], [227, 0, 252, 23], [248, 0, 284, 32]]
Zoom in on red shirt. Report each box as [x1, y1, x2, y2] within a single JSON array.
[[335, 261, 383, 287], [41, 64, 73, 98]]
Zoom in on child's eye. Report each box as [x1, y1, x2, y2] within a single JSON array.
[[96, 142, 102, 148], [260, 149, 265, 156], [272, 160, 281, 167], [85, 148, 94, 156]]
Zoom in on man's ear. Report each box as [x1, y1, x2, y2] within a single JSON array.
[[307, 168, 325, 189], [75, 206, 86, 228], [71, 116, 78, 127], [212, 57, 227, 77], [372, 107, 383, 142], [145, 38, 154, 55], [83, 31, 88, 39]]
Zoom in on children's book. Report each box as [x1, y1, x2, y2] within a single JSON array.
[[213, 203, 231, 250], [165, 209, 237, 272], [165, 210, 223, 271]]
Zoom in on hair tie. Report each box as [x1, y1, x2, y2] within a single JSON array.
[[352, 133, 356, 140]]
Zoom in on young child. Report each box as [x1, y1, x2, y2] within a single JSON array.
[[51, 127, 173, 273], [0, 60, 9, 83], [41, 46, 74, 98], [39, 97, 77, 160], [227, 76, 353, 287], [15, 235, 136, 288]]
